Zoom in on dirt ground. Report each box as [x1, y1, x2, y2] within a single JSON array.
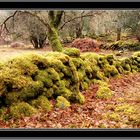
[[0, 46, 53, 62], [0, 45, 134, 62]]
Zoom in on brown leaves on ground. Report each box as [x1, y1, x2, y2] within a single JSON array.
[[0, 73, 140, 128]]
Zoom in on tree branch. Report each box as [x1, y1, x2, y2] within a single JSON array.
[[0, 11, 18, 35], [59, 11, 104, 31], [54, 11, 64, 28]]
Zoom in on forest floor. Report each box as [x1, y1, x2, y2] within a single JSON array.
[[0, 45, 140, 128]]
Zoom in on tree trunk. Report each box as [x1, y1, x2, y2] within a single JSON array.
[[136, 31, 140, 42], [48, 26, 63, 51], [116, 27, 121, 41], [48, 11, 63, 52]]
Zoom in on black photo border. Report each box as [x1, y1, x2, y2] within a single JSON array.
[[0, 1, 139, 138]]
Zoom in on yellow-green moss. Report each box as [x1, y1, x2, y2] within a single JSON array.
[[96, 86, 113, 99], [56, 96, 70, 109], [133, 51, 140, 57], [43, 88, 54, 98], [80, 82, 89, 91], [10, 102, 37, 119], [76, 92, 85, 104], [20, 81, 44, 101], [30, 95, 52, 111], [106, 54, 115, 65], [63, 48, 80, 57], [47, 68, 60, 81], [7, 55, 39, 76], [103, 64, 119, 78], [115, 103, 135, 115], [109, 112, 120, 122]]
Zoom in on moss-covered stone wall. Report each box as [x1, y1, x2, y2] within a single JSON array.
[[0, 48, 140, 119]]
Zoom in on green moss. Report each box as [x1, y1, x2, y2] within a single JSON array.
[[35, 70, 53, 87], [0, 68, 33, 96], [30, 95, 52, 111], [106, 54, 115, 65], [7, 55, 39, 76], [103, 64, 119, 78], [5, 92, 20, 105], [80, 82, 89, 91], [133, 51, 140, 57], [20, 81, 44, 101], [76, 92, 85, 104], [47, 68, 60, 81], [96, 86, 113, 99], [55, 96, 70, 109], [115, 103, 135, 115], [43, 88, 54, 98], [63, 48, 80, 57], [109, 112, 120, 122], [10, 102, 37, 119]]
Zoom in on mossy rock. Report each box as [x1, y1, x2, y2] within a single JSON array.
[[105, 54, 115, 65], [19, 81, 44, 101], [9, 102, 37, 119], [80, 82, 89, 91], [43, 87, 54, 98], [30, 95, 52, 111], [24, 53, 48, 70], [0, 68, 33, 96], [103, 64, 119, 78], [55, 96, 70, 109], [7, 55, 39, 76], [63, 48, 80, 57], [34, 70, 53, 88], [133, 51, 140, 57], [70, 92, 85, 104], [81, 52, 99, 61], [96, 86, 113, 99], [46, 68, 60, 81]]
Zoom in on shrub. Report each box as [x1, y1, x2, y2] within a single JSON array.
[[70, 38, 100, 52], [104, 40, 140, 51]]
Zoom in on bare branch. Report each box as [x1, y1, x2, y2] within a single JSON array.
[[0, 11, 18, 35], [18, 10, 49, 27], [59, 11, 104, 31]]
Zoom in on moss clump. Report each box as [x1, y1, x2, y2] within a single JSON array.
[[96, 86, 113, 99], [7, 55, 39, 76], [63, 48, 80, 57], [70, 92, 85, 104], [43, 88, 54, 98], [109, 112, 120, 122], [20, 81, 44, 101], [9, 102, 37, 119], [34, 70, 53, 88], [76, 92, 85, 104], [103, 65, 119, 78], [80, 82, 89, 91], [106, 54, 115, 65], [133, 51, 140, 57], [30, 95, 52, 111], [115, 103, 135, 115], [56, 96, 70, 109]]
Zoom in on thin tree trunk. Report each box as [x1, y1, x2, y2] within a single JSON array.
[[116, 27, 121, 41]]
